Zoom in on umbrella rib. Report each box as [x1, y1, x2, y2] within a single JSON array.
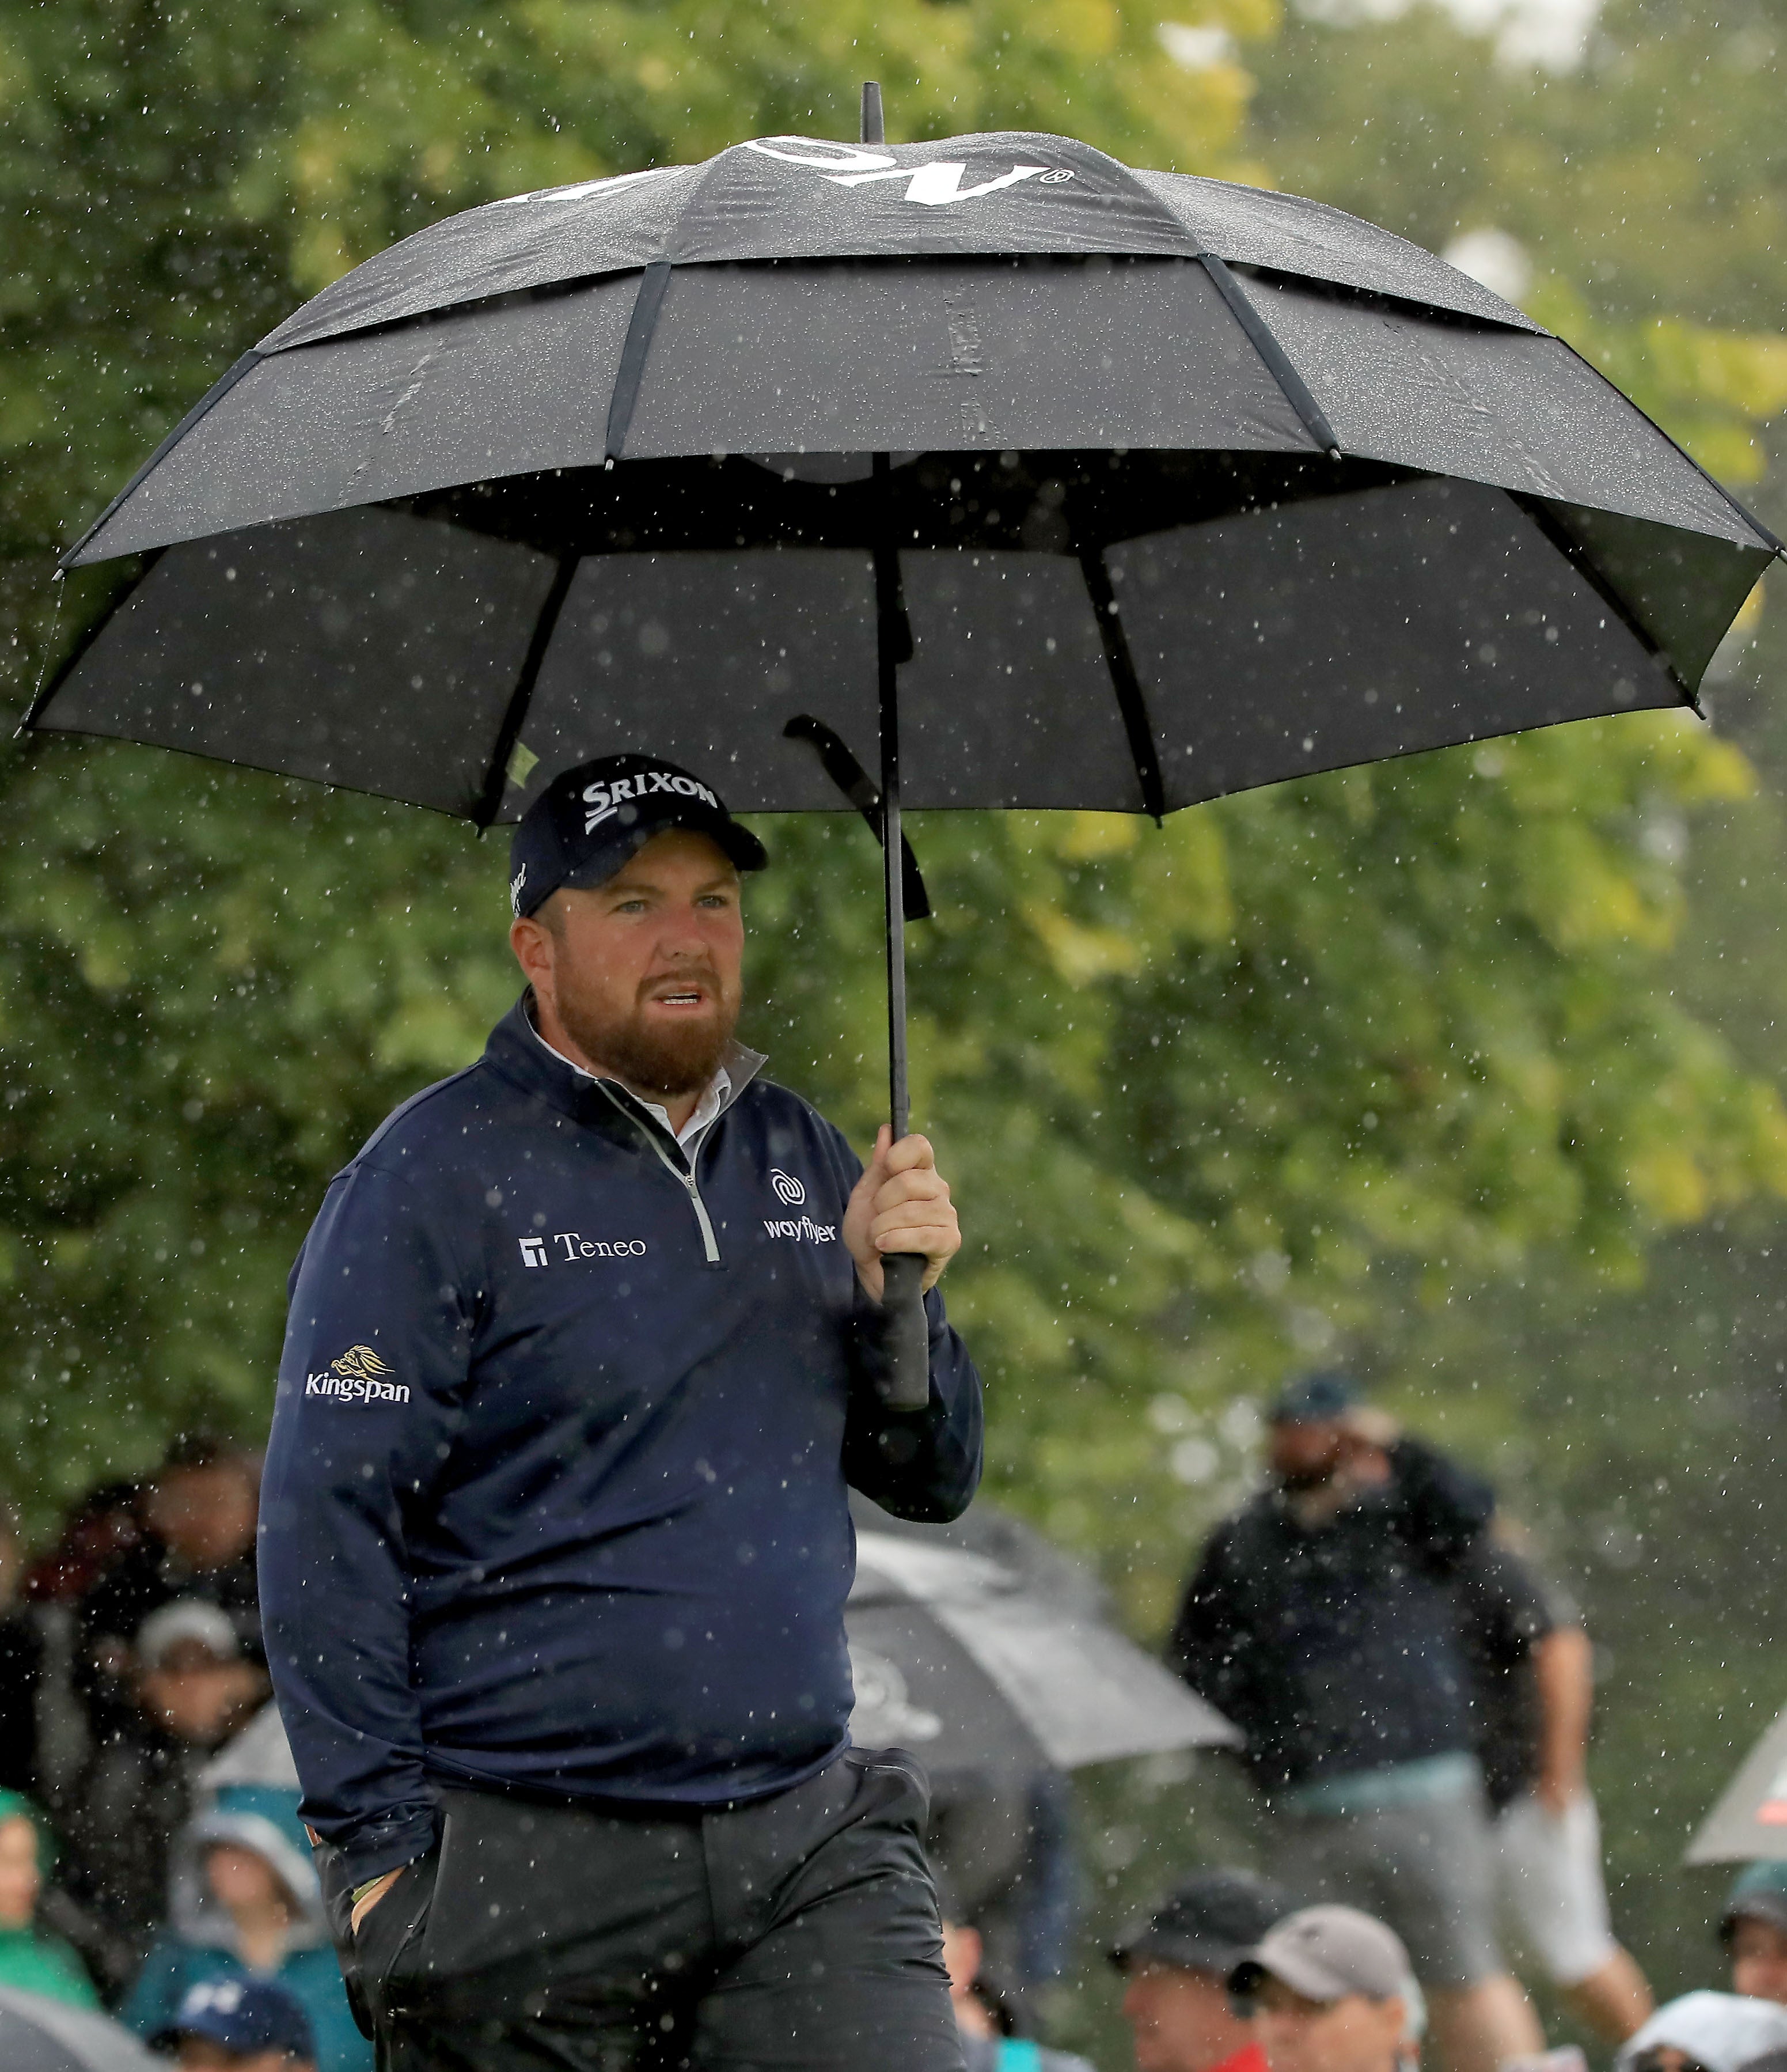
[[472, 550, 582, 828], [605, 261, 674, 461], [1077, 546, 1166, 823], [1196, 252, 1341, 460]]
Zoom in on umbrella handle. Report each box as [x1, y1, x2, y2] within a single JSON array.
[[877, 1251, 932, 1411]]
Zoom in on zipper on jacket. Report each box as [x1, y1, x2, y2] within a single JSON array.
[[595, 1084, 722, 1264]]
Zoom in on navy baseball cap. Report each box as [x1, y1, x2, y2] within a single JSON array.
[[1110, 1869, 1291, 1974], [509, 753, 768, 919], [1268, 1369, 1360, 1425], [151, 1975, 315, 2059]]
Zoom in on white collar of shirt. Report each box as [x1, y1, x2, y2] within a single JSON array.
[[529, 1016, 731, 1151]]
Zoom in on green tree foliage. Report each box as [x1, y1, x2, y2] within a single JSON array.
[[0, 0, 1782, 1561]]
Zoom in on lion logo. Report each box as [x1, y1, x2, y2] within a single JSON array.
[[330, 1344, 393, 1383]]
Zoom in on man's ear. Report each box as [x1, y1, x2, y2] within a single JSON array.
[[510, 913, 555, 988]]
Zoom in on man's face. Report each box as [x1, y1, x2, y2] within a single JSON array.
[[138, 1642, 264, 1745], [1253, 1978, 1405, 2072], [0, 1815, 40, 1929], [512, 830, 744, 1099], [1731, 1915, 1787, 2004], [1268, 1420, 1346, 1491], [1122, 1963, 1257, 2072]]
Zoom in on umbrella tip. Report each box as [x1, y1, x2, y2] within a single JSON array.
[[860, 81, 885, 147]]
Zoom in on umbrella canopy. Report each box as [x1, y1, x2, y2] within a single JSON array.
[[1687, 1706, 1787, 1863], [32, 124, 1777, 821], [845, 1526, 1236, 1790], [0, 1990, 160, 2072], [26, 106, 1780, 1401]]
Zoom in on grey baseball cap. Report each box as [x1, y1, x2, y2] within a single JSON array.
[[1230, 1904, 1415, 2005]]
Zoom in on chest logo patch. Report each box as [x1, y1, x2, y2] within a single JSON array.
[[769, 1169, 806, 1206]]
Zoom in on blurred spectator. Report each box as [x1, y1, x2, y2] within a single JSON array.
[[127, 1783, 369, 2072], [1614, 1992, 1787, 2072], [930, 1770, 1080, 2009], [1230, 1904, 1423, 2072], [1167, 1372, 1542, 2072], [1721, 1865, 1787, 2005], [1452, 1534, 1653, 2040], [0, 1497, 44, 1796], [57, 1598, 267, 1995], [81, 1440, 261, 1709], [1109, 1870, 1288, 2072], [149, 1974, 318, 2071], [0, 1786, 100, 2006], [940, 1910, 1096, 2072], [22, 1480, 145, 1605]]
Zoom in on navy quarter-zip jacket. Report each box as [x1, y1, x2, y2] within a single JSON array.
[[258, 999, 982, 1889]]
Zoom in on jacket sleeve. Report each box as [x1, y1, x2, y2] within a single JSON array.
[[258, 1161, 476, 1889], [1390, 1435, 1496, 1569], [841, 1278, 984, 1522], [816, 1118, 983, 1523]]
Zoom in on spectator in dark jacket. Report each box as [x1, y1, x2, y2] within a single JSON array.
[[1167, 1371, 1542, 2072], [78, 1437, 261, 1736], [1452, 1533, 1652, 2040], [56, 1597, 267, 1997]]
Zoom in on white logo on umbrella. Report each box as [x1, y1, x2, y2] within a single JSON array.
[[848, 1645, 942, 1744], [743, 138, 1070, 208]]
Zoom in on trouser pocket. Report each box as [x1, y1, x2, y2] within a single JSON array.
[[343, 1848, 441, 2039]]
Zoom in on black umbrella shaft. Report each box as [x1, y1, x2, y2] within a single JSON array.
[[874, 463, 909, 1141]]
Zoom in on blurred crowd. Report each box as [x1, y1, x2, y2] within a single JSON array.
[[2, 1406, 1786, 2072]]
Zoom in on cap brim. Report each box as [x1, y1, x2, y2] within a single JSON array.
[[1229, 1950, 1349, 2004], [1114, 1932, 1253, 1976], [557, 810, 767, 895], [1724, 1895, 1787, 1938]]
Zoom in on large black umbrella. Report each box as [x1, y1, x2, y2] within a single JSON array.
[[0, 1991, 159, 2072], [26, 92, 1781, 1397]]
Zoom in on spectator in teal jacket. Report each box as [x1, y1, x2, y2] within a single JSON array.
[[124, 1783, 369, 2072], [0, 1786, 100, 2007]]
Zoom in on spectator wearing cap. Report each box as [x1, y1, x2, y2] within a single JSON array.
[[1450, 1531, 1652, 2041], [1615, 1993, 1787, 2072], [1167, 1372, 1543, 2072], [128, 1783, 368, 2072], [1721, 1865, 1787, 2006], [259, 755, 981, 2071], [151, 1974, 317, 2070], [56, 1597, 268, 1997], [1230, 1905, 1424, 2072], [80, 1437, 262, 1733], [1110, 1870, 1290, 2072]]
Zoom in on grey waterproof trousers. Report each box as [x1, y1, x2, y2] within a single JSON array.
[[336, 1749, 966, 2072]]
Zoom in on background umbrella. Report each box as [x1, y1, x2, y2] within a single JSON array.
[[0, 1990, 160, 2072], [1686, 1706, 1787, 1863], [25, 90, 1781, 1402], [845, 1509, 1237, 1791]]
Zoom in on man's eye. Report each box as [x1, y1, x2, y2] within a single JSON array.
[[697, 894, 733, 909], [613, 899, 648, 914]]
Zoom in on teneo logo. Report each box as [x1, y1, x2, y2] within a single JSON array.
[[743, 138, 1072, 209], [306, 1344, 409, 1404], [763, 1215, 838, 1244], [553, 1232, 648, 1261], [582, 768, 716, 835], [769, 1169, 806, 1207], [518, 1236, 548, 1267]]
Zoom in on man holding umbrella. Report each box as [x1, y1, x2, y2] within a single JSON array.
[[259, 753, 982, 2071]]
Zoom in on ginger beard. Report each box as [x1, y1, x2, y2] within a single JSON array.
[[552, 946, 741, 1101]]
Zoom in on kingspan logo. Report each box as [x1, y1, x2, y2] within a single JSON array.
[[743, 138, 1075, 209], [306, 1344, 409, 1404]]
